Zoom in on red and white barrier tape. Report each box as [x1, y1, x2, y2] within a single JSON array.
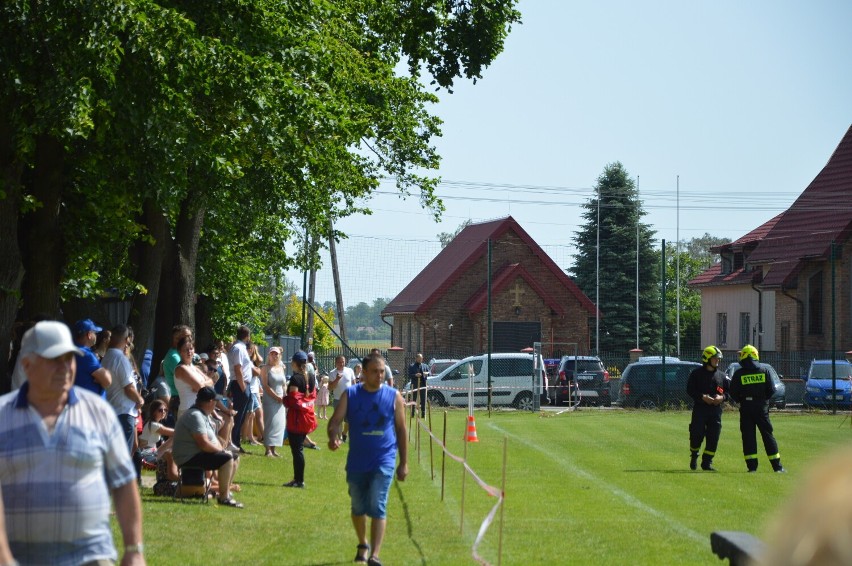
[[407, 406, 503, 565]]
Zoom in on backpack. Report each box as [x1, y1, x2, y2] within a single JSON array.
[[284, 390, 317, 435]]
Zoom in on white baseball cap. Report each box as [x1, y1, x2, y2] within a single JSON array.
[[21, 321, 84, 359]]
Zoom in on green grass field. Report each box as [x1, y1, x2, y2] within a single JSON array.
[[124, 408, 852, 564]]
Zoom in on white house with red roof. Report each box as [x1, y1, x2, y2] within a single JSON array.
[[690, 124, 852, 357]]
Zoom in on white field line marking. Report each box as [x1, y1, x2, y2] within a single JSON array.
[[488, 421, 706, 544]]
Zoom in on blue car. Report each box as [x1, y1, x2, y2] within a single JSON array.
[[804, 360, 852, 408]]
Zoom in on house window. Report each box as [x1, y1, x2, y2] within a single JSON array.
[[780, 322, 790, 353], [808, 270, 823, 335], [739, 312, 751, 347], [716, 313, 727, 347], [733, 253, 744, 271], [721, 254, 732, 275]]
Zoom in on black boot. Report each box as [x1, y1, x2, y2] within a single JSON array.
[[689, 452, 698, 470], [747, 460, 758, 473], [772, 459, 785, 473], [700, 454, 716, 471]]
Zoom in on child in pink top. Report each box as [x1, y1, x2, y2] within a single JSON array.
[[316, 375, 330, 419]]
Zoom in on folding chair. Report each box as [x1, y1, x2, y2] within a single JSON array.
[[174, 466, 211, 503]]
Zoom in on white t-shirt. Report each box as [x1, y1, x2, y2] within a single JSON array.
[[218, 352, 231, 387], [139, 421, 164, 449], [228, 341, 253, 392], [250, 369, 261, 394], [102, 347, 138, 416], [329, 367, 355, 401]]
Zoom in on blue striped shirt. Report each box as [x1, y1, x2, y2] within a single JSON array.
[[0, 383, 136, 565]]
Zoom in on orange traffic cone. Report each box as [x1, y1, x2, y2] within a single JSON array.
[[465, 414, 479, 443]]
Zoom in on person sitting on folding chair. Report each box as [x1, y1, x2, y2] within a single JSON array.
[[172, 386, 244, 508]]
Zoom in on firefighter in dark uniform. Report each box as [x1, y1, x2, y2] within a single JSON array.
[[729, 344, 785, 473], [687, 345, 726, 471]]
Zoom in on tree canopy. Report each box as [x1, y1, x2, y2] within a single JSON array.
[[0, 0, 521, 388]]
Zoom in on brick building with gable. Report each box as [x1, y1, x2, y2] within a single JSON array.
[[381, 216, 596, 358]]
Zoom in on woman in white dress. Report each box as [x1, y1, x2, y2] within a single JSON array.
[[261, 347, 287, 457]]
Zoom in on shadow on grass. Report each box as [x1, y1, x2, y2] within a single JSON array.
[[395, 481, 427, 565]]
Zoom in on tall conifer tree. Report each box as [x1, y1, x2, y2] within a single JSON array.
[[570, 162, 661, 354]]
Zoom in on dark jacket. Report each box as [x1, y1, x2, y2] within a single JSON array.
[[730, 359, 775, 404], [686, 365, 726, 404], [408, 362, 429, 383]]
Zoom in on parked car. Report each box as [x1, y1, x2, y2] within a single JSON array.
[[617, 357, 700, 409], [554, 356, 610, 406], [724, 362, 786, 409], [429, 358, 459, 377], [803, 359, 852, 408], [424, 352, 547, 411]]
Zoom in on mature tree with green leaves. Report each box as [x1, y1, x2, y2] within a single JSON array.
[[342, 299, 391, 340], [0, 0, 521, 388], [570, 162, 660, 355], [280, 294, 336, 353], [685, 233, 727, 268], [664, 241, 708, 354]]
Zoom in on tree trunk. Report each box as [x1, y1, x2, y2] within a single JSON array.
[[0, 118, 25, 393], [20, 134, 66, 319], [174, 195, 205, 327], [194, 294, 214, 350], [153, 193, 205, 367], [128, 198, 168, 366]]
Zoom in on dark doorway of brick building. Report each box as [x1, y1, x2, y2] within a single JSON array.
[[493, 322, 541, 352]]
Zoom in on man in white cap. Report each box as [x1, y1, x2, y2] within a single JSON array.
[[0, 321, 145, 565]]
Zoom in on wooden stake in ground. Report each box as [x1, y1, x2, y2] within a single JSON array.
[[407, 388, 414, 443], [441, 411, 447, 502], [416, 387, 421, 463], [428, 398, 435, 480], [498, 435, 508, 566], [460, 416, 468, 534]]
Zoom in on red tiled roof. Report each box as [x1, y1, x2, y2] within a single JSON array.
[[746, 124, 852, 286], [381, 216, 596, 315], [688, 263, 758, 287], [463, 263, 567, 315], [710, 213, 784, 253]]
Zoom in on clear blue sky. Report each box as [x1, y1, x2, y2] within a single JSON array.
[[297, 1, 852, 306]]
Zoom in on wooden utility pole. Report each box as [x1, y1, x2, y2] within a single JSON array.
[[306, 233, 317, 351], [329, 218, 347, 343]]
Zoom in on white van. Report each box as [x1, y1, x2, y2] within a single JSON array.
[[424, 352, 547, 411]]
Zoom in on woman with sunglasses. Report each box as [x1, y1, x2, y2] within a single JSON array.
[[141, 399, 180, 496]]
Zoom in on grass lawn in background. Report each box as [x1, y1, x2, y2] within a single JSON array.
[[121, 409, 852, 564]]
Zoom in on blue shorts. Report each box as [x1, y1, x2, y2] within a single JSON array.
[[347, 467, 395, 519], [247, 391, 260, 412]]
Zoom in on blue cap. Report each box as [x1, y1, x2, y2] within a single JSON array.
[[73, 318, 103, 335], [292, 350, 308, 363]]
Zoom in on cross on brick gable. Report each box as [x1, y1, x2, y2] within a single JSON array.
[[511, 281, 525, 307]]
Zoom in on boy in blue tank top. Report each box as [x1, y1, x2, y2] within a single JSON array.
[[328, 352, 408, 566]]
